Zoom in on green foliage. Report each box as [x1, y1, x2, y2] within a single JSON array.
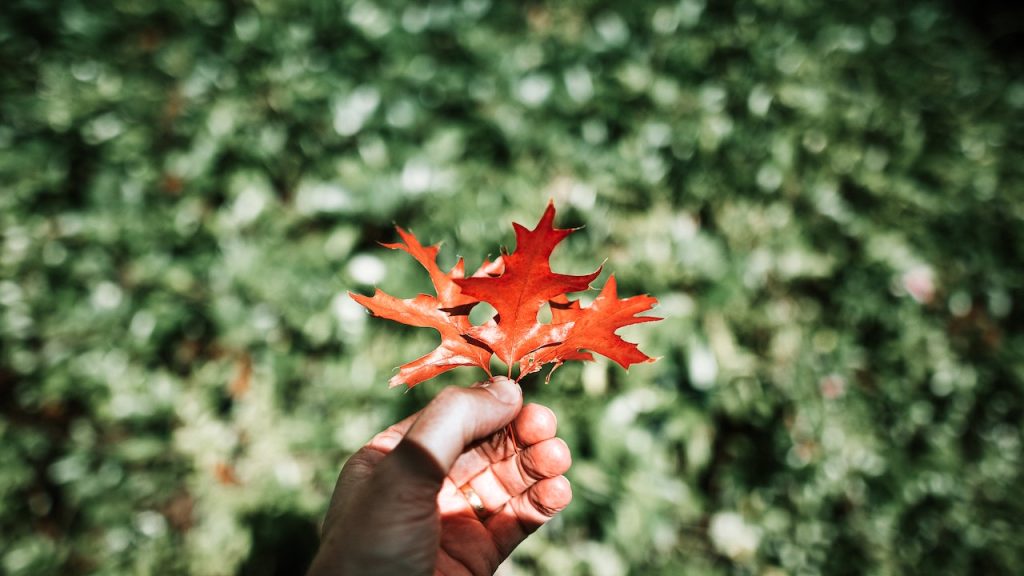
[[2, 0, 1023, 574]]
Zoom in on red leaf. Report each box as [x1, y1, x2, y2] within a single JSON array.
[[380, 227, 474, 307], [518, 275, 662, 378], [454, 202, 601, 366], [348, 228, 491, 388], [349, 202, 660, 388]]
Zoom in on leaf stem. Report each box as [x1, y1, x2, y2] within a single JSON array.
[[506, 423, 520, 455]]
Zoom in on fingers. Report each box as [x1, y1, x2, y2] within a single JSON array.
[[498, 437, 572, 497], [448, 403, 558, 486], [364, 410, 420, 453], [461, 437, 571, 512], [485, 475, 572, 557], [512, 402, 559, 446], [391, 376, 522, 481]]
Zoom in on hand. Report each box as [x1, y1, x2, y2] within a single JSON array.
[[307, 376, 573, 576]]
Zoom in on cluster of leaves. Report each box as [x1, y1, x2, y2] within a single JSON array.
[[351, 202, 659, 388]]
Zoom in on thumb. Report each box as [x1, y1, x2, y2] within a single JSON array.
[[395, 376, 523, 479]]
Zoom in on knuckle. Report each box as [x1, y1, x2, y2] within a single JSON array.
[[528, 488, 562, 517]]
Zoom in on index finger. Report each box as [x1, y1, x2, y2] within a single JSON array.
[[364, 409, 421, 453]]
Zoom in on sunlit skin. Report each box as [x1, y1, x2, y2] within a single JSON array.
[[307, 377, 573, 576]]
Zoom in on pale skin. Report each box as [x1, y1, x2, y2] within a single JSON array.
[[307, 376, 573, 576]]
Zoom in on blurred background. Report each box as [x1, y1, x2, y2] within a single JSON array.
[[2, 0, 1023, 574]]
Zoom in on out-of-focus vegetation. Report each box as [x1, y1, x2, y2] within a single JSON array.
[[2, 0, 1023, 574]]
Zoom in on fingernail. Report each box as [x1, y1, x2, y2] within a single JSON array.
[[485, 377, 520, 404], [473, 376, 511, 388]]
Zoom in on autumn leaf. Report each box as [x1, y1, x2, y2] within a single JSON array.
[[454, 202, 601, 367], [518, 275, 662, 379], [380, 227, 474, 307], [349, 201, 660, 388], [348, 228, 492, 388]]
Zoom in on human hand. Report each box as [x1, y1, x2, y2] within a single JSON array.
[[307, 376, 573, 576]]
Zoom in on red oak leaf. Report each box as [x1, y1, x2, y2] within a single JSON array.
[[380, 227, 473, 307], [454, 202, 601, 366], [349, 201, 660, 388], [348, 229, 491, 388], [519, 275, 662, 378]]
